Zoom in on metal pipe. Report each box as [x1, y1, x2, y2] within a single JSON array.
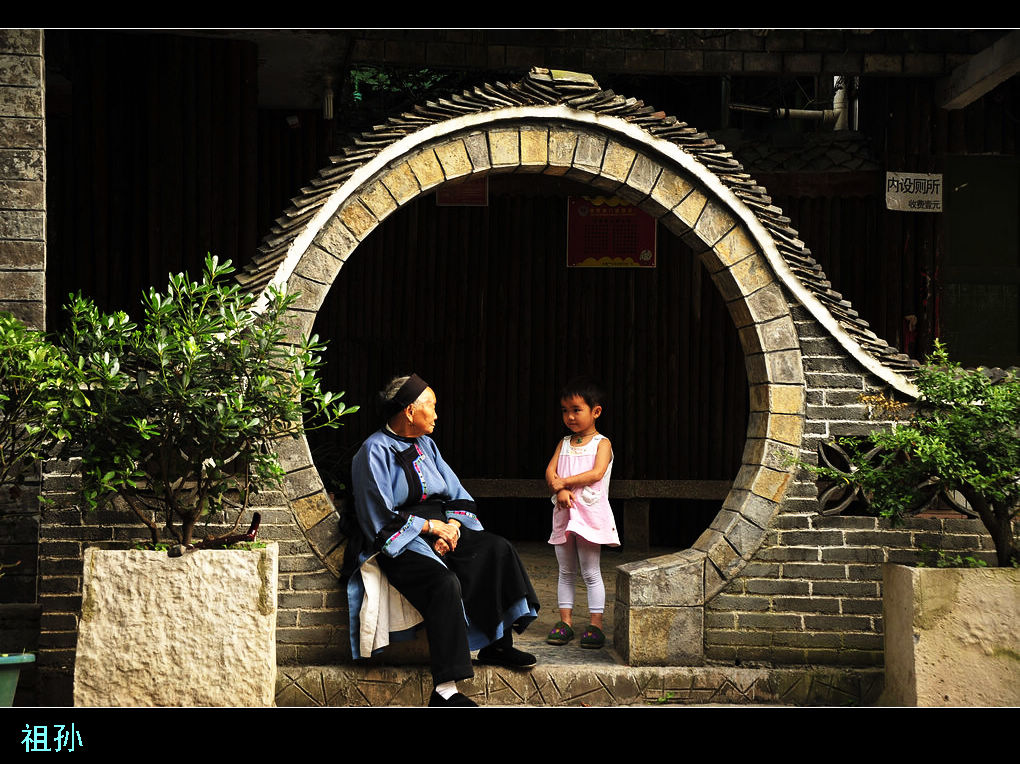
[[833, 81, 848, 130], [771, 107, 838, 123]]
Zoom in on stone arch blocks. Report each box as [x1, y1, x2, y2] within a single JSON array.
[[242, 68, 918, 666]]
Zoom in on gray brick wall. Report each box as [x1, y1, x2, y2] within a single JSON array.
[[704, 303, 1001, 668], [0, 31, 45, 704], [0, 29, 45, 329], [0, 481, 39, 604], [0, 480, 40, 705]]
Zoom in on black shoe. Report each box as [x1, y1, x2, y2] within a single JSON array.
[[475, 644, 538, 669], [428, 690, 478, 707]]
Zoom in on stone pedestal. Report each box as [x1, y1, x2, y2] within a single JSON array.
[[881, 563, 1020, 706], [73, 544, 278, 707], [615, 549, 705, 665]]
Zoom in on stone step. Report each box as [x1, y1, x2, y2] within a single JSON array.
[[275, 540, 883, 707], [275, 662, 883, 707]]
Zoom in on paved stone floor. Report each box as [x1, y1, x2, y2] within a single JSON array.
[[512, 540, 653, 666]]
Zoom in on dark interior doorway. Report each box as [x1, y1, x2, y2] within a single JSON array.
[[308, 175, 748, 547], [943, 154, 1020, 368]]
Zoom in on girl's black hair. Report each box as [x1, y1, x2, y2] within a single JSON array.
[[559, 375, 605, 409]]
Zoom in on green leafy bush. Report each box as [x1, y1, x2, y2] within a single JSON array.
[[916, 546, 988, 569], [60, 254, 358, 546], [0, 311, 73, 487], [810, 342, 1018, 566]]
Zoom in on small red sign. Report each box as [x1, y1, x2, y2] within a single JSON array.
[[567, 196, 656, 268]]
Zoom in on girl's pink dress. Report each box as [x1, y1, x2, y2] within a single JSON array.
[[548, 434, 620, 547]]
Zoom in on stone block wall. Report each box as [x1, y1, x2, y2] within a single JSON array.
[[0, 481, 39, 606], [0, 29, 45, 330], [0, 31, 45, 704], [703, 302, 1002, 668], [33, 307, 1003, 702]]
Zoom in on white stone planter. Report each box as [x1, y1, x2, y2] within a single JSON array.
[[881, 563, 1019, 706], [73, 543, 278, 707]]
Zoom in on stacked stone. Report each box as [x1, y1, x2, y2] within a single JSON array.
[[0, 30, 45, 330], [269, 442, 350, 665], [0, 29, 46, 703]]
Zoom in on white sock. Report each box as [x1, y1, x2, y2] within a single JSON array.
[[435, 681, 458, 700]]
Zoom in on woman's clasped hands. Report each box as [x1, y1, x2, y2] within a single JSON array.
[[427, 518, 461, 556]]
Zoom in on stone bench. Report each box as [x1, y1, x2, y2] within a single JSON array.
[[461, 479, 731, 553]]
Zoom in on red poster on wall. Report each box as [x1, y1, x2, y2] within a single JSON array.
[[567, 196, 656, 268]]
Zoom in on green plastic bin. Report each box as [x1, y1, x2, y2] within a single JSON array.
[[0, 653, 35, 706]]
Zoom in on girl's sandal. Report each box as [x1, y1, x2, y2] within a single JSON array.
[[546, 621, 574, 645], [580, 625, 606, 649]]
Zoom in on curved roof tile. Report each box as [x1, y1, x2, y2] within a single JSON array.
[[236, 66, 919, 378]]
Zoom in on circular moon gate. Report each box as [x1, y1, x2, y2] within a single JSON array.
[[244, 70, 917, 664]]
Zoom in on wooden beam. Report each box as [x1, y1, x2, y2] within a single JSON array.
[[939, 30, 1020, 110], [460, 478, 732, 501]]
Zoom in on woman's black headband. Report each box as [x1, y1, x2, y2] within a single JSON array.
[[382, 374, 428, 420]]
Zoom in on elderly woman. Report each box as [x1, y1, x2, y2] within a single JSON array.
[[345, 374, 540, 707]]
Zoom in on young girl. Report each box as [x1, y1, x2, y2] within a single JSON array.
[[544, 377, 620, 649]]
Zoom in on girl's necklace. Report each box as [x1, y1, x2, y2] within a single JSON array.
[[571, 431, 595, 445]]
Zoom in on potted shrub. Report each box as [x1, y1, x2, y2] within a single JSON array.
[[1, 310, 74, 489], [60, 254, 358, 547], [58, 255, 358, 706], [1, 312, 73, 706], [810, 341, 1019, 706], [0, 652, 34, 707]]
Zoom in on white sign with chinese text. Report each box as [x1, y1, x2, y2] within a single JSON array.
[[886, 172, 943, 212]]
